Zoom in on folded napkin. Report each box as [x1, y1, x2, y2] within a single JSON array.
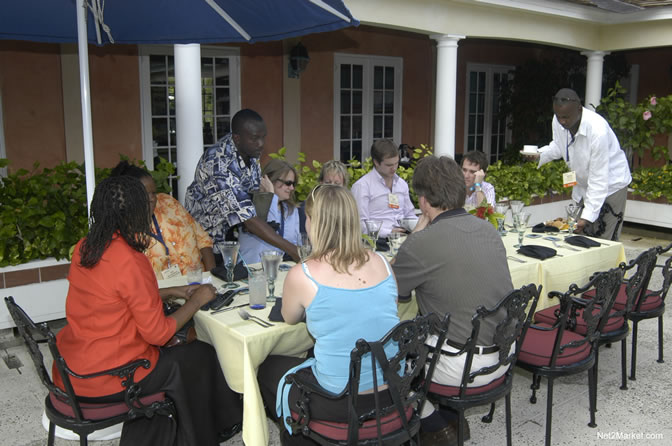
[[532, 223, 560, 233], [268, 298, 284, 322], [565, 235, 601, 248], [517, 244, 557, 260], [211, 261, 249, 282], [376, 238, 390, 252]]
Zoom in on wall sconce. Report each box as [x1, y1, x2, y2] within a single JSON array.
[[288, 43, 310, 79]]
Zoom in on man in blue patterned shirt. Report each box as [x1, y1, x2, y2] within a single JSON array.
[[185, 109, 300, 262]]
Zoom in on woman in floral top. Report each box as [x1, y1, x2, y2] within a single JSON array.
[[111, 161, 215, 277]]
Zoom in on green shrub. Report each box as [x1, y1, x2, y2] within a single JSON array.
[[487, 159, 569, 204]]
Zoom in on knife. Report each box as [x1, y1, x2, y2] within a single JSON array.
[[211, 303, 250, 315]]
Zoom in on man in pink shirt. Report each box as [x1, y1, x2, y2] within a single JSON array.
[[351, 139, 417, 239]]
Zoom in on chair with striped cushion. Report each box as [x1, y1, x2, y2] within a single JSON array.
[[4, 296, 175, 446], [535, 247, 658, 390], [426, 284, 541, 446], [516, 268, 622, 446], [284, 314, 443, 446]]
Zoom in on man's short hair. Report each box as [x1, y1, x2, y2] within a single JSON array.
[[231, 109, 264, 135], [370, 139, 399, 163], [462, 150, 489, 171], [412, 156, 466, 210]]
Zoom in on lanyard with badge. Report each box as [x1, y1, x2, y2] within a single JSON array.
[[562, 130, 577, 188], [151, 215, 181, 279]]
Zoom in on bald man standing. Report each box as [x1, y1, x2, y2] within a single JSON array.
[[531, 88, 631, 240]]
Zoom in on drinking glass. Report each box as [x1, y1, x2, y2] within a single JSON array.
[[248, 267, 267, 310], [495, 203, 509, 237], [298, 233, 312, 263], [219, 241, 239, 289], [513, 212, 531, 248], [261, 250, 283, 302], [365, 220, 383, 249], [186, 266, 202, 285], [387, 232, 404, 257], [566, 201, 581, 235], [510, 200, 524, 215]]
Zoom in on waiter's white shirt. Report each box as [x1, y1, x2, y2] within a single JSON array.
[[538, 107, 631, 222]]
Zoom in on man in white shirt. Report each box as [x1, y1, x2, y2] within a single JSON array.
[[532, 88, 631, 240]]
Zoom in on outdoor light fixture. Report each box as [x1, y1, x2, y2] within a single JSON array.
[[288, 42, 310, 78]]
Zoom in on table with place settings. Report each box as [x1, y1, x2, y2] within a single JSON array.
[[159, 264, 314, 446]]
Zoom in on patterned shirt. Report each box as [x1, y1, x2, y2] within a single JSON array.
[[147, 193, 213, 277], [185, 134, 261, 252]]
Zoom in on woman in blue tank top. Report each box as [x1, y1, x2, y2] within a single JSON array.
[[257, 184, 400, 446]]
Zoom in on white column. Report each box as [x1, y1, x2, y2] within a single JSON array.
[[581, 50, 609, 111], [174, 44, 203, 203], [431, 35, 464, 158]]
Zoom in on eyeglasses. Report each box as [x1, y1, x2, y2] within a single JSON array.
[[552, 96, 579, 105], [276, 180, 296, 187]]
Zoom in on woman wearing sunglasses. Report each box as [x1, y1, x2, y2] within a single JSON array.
[[239, 159, 301, 264]]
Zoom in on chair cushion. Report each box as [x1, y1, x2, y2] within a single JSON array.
[[428, 374, 507, 397], [49, 391, 168, 421], [291, 406, 414, 441], [518, 324, 591, 366], [534, 305, 625, 335], [583, 284, 663, 312]]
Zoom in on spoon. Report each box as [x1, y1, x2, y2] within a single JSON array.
[[238, 309, 274, 327]]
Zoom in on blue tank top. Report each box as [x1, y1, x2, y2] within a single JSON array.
[[276, 252, 400, 431]]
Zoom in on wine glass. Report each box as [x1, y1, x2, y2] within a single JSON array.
[[512, 212, 531, 248], [261, 250, 283, 302], [298, 233, 312, 263], [566, 201, 581, 236], [219, 241, 239, 289], [495, 202, 509, 237], [510, 200, 524, 215], [364, 220, 383, 250]]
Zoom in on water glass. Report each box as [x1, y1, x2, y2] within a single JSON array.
[[298, 233, 312, 262], [219, 241, 240, 289], [387, 232, 404, 256], [513, 212, 531, 248], [186, 266, 202, 285], [566, 201, 581, 235], [510, 200, 524, 215], [365, 220, 383, 249], [261, 250, 283, 302], [248, 268, 267, 310]]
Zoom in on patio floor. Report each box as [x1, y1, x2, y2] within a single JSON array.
[[1, 224, 670, 446]]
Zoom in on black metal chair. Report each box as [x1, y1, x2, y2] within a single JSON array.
[[626, 246, 672, 380], [535, 246, 658, 390], [516, 268, 622, 446], [426, 284, 541, 446], [284, 314, 445, 446], [4, 296, 175, 446]]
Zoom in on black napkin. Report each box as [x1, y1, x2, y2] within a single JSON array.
[[532, 223, 560, 233], [376, 237, 390, 252], [268, 298, 284, 322], [565, 235, 601, 248], [517, 244, 557, 260], [210, 262, 249, 282]]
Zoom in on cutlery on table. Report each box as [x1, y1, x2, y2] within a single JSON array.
[[211, 303, 249, 315], [238, 309, 274, 327], [507, 256, 527, 263], [543, 236, 580, 251]]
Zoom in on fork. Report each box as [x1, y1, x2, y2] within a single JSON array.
[[238, 309, 274, 327], [507, 256, 527, 263], [544, 237, 580, 251]]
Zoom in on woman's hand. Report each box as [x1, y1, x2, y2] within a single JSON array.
[[260, 175, 274, 193]]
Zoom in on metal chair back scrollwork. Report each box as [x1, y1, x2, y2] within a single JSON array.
[[4, 296, 175, 446]]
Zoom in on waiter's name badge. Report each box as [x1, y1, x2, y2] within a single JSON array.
[[162, 264, 182, 280], [563, 171, 577, 188]]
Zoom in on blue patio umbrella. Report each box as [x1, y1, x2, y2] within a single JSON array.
[[0, 0, 358, 210]]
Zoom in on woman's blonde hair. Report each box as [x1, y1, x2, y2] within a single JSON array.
[[305, 185, 368, 274], [318, 160, 349, 187], [262, 159, 298, 211]]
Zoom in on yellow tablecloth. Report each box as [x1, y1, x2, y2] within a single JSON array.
[[159, 266, 314, 446], [395, 232, 626, 319]]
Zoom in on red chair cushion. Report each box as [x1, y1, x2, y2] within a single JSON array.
[[428, 374, 507, 397], [518, 324, 591, 366], [291, 406, 414, 441], [534, 305, 625, 335], [49, 392, 168, 420], [583, 284, 662, 312]]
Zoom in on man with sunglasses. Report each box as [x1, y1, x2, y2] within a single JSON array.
[[186, 109, 300, 263], [527, 88, 631, 240]]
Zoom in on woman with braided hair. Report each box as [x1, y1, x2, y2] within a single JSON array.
[[54, 176, 242, 446]]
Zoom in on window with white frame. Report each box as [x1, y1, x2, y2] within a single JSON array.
[[334, 54, 402, 162], [139, 46, 241, 195], [464, 63, 512, 163]]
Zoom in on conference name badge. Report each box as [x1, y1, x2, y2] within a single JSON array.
[[162, 264, 182, 280], [563, 171, 577, 188], [388, 193, 400, 209]]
